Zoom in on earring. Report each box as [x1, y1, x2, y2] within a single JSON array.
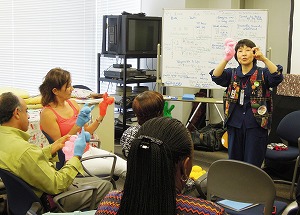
[[181, 174, 188, 183]]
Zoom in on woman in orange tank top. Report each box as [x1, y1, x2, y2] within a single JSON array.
[[39, 67, 127, 178]]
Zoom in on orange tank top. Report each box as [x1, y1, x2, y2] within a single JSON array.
[[42, 100, 78, 136]]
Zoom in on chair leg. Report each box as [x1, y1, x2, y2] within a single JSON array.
[[290, 157, 300, 200], [111, 179, 117, 190]]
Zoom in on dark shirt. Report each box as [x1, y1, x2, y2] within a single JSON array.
[[210, 64, 283, 129]]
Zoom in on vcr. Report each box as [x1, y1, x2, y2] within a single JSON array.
[[104, 69, 142, 79]]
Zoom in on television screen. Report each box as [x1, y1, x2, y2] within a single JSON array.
[[127, 19, 160, 52], [102, 15, 162, 57]]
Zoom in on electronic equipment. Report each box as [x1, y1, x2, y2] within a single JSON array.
[[113, 64, 132, 68], [104, 68, 143, 79], [102, 15, 162, 57]]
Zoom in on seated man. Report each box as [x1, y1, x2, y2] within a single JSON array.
[[0, 92, 112, 211]]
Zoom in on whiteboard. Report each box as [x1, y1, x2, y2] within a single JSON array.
[[162, 9, 268, 89]]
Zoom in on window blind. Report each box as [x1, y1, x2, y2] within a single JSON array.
[[0, 0, 141, 95], [0, 0, 97, 95]]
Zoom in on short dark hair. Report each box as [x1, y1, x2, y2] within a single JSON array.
[[132, 91, 164, 125], [0, 92, 20, 124], [234, 39, 257, 65], [118, 117, 193, 215], [39, 67, 71, 106]]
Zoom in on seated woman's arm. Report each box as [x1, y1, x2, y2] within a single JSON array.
[[40, 108, 67, 141], [70, 100, 106, 136]]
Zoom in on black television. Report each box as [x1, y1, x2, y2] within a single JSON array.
[[102, 15, 162, 57]]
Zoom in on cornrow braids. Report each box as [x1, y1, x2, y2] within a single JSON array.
[[118, 117, 193, 215]]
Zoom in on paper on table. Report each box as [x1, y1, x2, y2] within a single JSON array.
[[217, 199, 258, 211]]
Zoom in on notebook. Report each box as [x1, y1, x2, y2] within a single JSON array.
[[217, 199, 258, 211]]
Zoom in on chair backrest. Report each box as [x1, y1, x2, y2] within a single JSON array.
[[277, 110, 300, 147], [0, 168, 43, 215], [42, 130, 65, 169], [207, 159, 276, 215]]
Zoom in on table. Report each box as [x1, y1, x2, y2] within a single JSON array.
[[163, 96, 224, 128], [28, 109, 49, 148]]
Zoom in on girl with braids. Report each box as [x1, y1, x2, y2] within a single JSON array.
[[96, 117, 226, 215]]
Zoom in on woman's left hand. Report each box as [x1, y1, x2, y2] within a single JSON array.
[[252, 47, 267, 62]]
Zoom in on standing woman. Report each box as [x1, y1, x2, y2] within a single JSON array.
[[210, 38, 283, 167], [39, 67, 127, 178]]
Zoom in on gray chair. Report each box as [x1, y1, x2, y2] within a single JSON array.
[[207, 159, 287, 215]]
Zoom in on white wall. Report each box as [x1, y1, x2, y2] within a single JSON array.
[[141, 0, 185, 16]]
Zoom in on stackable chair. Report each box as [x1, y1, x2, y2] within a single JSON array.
[[0, 168, 98, 214], [207, 159, 287, 215], [264, 110, 300, 200]]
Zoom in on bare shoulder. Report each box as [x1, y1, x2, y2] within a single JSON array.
[[69, 99, 80, 111], [40, 107, 56, 121]]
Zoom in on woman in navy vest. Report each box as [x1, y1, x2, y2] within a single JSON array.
[[210, 38, 283, 167]]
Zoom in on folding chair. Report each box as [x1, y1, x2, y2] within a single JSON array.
[[207, 159, 287, 215]]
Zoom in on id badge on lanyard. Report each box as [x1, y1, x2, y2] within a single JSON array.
[[239, 89, 244, 105]]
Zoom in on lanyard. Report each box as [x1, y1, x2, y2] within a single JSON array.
[[241, 76, 251, 89]]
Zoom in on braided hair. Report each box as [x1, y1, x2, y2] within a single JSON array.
[[118, 117, 193, 215]]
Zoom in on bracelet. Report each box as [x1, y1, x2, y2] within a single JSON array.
[[95, 118, 102, 124]]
